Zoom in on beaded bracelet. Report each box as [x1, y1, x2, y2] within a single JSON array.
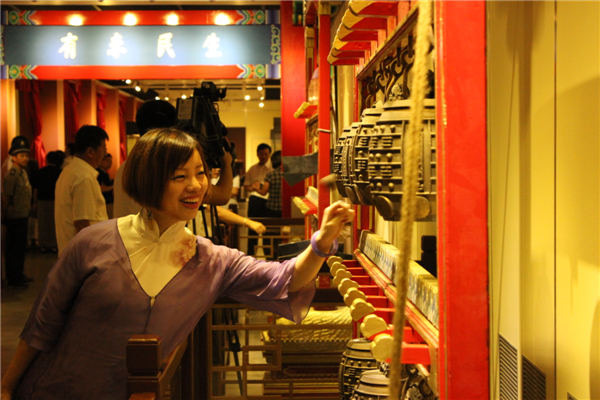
[[310, 230, 339, 258]]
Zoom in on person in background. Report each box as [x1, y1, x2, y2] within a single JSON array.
[[253, 150, 283, 258], [1, 136, 33, 287], [54, 125, 108, 255], [211, 163, 241, 211], [31, 150, 65, 253], [208, 167, 266, 239], [244, 143, 272, 254], [254, 150, 282, 218], [0, 128, 354, 399], [97, 153, 114, 218]]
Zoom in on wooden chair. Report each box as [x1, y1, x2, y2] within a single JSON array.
[[127, 334, 194, 400]]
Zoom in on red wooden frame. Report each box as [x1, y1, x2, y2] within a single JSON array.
[[435, 2, 489, 399], [6, 10, 268, 26], [6, 65, 264, 80], [317, 9, 331, 221]]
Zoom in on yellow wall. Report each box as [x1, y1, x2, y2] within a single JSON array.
[[488, 2, 600, 399], [555, 3, 600, 399], [217, 100, 281, 171]]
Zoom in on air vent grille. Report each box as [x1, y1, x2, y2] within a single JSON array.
[[522, 355, 546, 400], [499, 334, 518, 400]]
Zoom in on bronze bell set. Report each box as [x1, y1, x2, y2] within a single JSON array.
[[339, 338, 390, 400], [333, 88, 436, 221]]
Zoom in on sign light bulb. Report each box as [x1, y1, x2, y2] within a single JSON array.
[[214, 13, 232, 25], [68, 14, 84, 26], [181, 94, 187, 99], [155, 96, 160, 100], [259, 102, 265, 108], [165, 96, 170, 101], [134, 85, 141, 92], [125, 79, 132, 85], [257, 85, 263, 91], [244, 94, 251, 101], [166, 13, 179, 26], [123, 13, 138, 26]]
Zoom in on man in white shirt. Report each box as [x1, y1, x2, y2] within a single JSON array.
[[244, 143, 272, 217], [55, 125, 109, 255]]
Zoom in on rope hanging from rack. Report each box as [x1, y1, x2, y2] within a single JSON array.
[[388, 1, 434, 399]]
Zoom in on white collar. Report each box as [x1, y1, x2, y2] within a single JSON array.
[[70, 156, 99, 178]]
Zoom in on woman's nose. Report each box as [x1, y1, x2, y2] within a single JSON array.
[[188, 175, 205, 190]]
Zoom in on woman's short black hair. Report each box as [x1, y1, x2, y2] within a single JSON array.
[[123, 128, 205, 210]]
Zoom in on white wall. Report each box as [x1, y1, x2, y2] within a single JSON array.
[[487, 2, 600, 399], [217, 99, 281, 170]]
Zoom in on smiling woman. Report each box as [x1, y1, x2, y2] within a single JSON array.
[[0, 128, 354, 400], [122, 128, 209, 233]]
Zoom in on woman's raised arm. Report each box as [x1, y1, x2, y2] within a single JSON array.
[[289, 201, 354, 292]]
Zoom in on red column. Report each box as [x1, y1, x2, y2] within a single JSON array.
[[317, 3, 331, 221], [435, 1, 489, 398], [280, 1, 306, 218]]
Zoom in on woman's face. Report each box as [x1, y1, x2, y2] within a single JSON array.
[[153, 149, 208, 227]]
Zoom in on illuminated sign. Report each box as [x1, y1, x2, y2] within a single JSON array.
[[3, 25, 279, 66]]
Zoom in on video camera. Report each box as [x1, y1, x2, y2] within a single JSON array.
[[176, 81, 235, 169]]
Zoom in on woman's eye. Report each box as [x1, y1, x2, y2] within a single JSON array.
[[172, 175, 185, 181], [197, 171, 205, 177]]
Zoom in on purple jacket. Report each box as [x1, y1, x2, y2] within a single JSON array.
[[16, 219, 314, 399]]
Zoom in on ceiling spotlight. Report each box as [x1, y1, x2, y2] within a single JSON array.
[[214, 12, 232, 25], [123, 13, 138, 26], [257, 86, 264, 91], [134, 85, 141, 92], [68, 14, 84, 26], [166, 13, 179, 26], [181, 94, 187, 99], [125, 79, 132, 85], [244, 94, 251, 101], [155, 96, 160, 100], [259, 102, 265, 108]]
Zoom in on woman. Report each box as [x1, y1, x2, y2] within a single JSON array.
[[1, 128, 353, 399]]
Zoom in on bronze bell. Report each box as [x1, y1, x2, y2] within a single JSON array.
[[350, 369, 389, 400], [342, 123, 361, 204], [348, 104, 383, 205], [339, 338, 379, 400], [333, 126, 351, 197], [367, 94, 436, 221]]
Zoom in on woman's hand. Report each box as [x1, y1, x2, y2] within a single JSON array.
[[314, 201, 355, 254], [289, 201, 354, 292], [247, 219, 266, 235]]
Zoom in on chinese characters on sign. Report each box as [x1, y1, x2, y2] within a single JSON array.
[[107, 32, 127, 59], [203, 32, 222, 58], [5, 25, 276, 67], [59, 30, 222, 61], [157, 32, 176, 59], [58, 32, 78, 59]]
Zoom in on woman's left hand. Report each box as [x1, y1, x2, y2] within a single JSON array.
[[313, 201, 355, 254]]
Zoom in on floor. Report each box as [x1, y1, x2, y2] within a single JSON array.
[[1, 249, 57, 374]]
